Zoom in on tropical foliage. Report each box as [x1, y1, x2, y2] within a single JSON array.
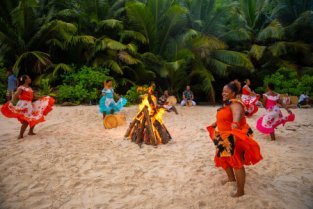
[[256, 68, 313, 97], [0, 0, 312, 104]]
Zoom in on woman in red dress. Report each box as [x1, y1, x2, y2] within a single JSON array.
[[241, 79, 260, 117], [1, 75, 55, 139], [207, 80, 262, 197]]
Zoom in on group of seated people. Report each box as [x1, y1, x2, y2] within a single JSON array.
[[157, 85, 197, 114], [157, 86, 311, 112]]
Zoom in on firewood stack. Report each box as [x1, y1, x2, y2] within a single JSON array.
[[124, 92, 172, 147]]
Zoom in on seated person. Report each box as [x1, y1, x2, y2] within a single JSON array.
[[181, 85, 196, 106], [298, 93, 310, 107], [158, 90, 178, 114]]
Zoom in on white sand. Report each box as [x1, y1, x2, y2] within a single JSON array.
[[0, 105, 313, 209]]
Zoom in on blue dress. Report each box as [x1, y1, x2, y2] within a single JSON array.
[[99, 88, 127, 114]]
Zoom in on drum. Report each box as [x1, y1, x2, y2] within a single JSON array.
[[186, 100, 193, 107], [103, 114, 126, 129], [166, 96, 177, 106]]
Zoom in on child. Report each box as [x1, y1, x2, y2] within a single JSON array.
[[99, 80, 127, 119]]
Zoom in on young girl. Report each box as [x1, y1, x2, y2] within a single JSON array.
[[99, 80, 127, 119], [1, 75, 55, 139], [256, 83, 295, 140], [207, 80, 262, 197], [241, 79, 260, 117]]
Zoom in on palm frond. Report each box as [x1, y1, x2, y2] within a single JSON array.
[[125, 1, 157, 45], [97, 19, 124, 30], [120, 30, 147, 44], [257, 20, 284, 41], [95, 37, 127, 52], [52, 63, 72, 77], [126, 43, 138, 53], [12, 51, 51, 73], [212, 50, 254, 69], [190, 61, 214, 93], [208, 58, 230, 76], [268, 41, 311, 56], [118, 51, 141, 65], [69, 35, 95, 46], [249, 44, 266, 60], [220, 28, 252, 42], [104, 60, 123, 74]]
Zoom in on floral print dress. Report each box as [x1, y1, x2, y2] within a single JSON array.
[[256, 94, 295, 134], [1, 86, 55, 127]]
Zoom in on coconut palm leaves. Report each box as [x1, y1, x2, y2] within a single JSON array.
[[183, 34, 253, 102], [223, 0, 313, 77], [0, 0, 94, 75]]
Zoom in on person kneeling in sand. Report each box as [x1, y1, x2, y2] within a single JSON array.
[[158, 90, 178, 114], [181, 85, 196, 106]]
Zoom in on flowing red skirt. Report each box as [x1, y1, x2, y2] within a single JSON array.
[[207, 126, 263, 170], [1, 96, 55, 127]]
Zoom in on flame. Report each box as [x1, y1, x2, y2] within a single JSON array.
[[154, 108, 165, 124], [134, 86, 166, 144], [138, 87, 165, 124]]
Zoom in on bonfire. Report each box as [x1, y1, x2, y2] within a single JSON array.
[[124, 87, 172, 147]]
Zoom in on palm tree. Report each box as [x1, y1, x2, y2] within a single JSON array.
[[125, 0, 188, 78], [0, 0, 92, 77], [175, 0, 254, 103], [223, 0, 313, 79], [51, 0, 152, 85]]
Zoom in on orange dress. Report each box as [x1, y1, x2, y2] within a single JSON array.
[[207, 99, 262, 170], [1, 86, 54, 127]]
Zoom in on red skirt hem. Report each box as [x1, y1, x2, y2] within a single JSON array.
[[207, 126, 263, 170], [1, 97, 55, 127]]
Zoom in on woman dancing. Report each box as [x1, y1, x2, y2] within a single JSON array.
[[99, 79, 127, 119], [256, 83, 295, 141], [1, 75, 55, 139], [207, 80, 262, 197], [241, 79, 260, 117]]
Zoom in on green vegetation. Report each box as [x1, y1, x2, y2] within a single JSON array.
[[0, 0, 312, 104], [56, 66, 112, 104], [256, 68, 313, 97]]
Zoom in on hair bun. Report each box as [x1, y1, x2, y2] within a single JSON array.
[[231, 80, 241, 94]]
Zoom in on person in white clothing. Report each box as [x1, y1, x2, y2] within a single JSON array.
[[181, 85, 196, 106]]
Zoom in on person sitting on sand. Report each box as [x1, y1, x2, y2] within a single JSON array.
[[99, 79, 127, 119], [158, 90, 178, 114], [181, 85, 196, 106], [1, 75, 55, 139], [298, 93, 310, 107], [207, 80, 263, 197]]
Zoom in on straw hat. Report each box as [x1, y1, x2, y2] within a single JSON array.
[[166, 96, 177, 106], [103, 115, 118, 129]]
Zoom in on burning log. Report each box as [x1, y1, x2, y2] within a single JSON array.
[[124, 88, 172, 147]]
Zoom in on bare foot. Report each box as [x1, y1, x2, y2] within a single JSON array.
[[18, 135, 23, 139], [28, 132, 36, 136], [221, 179, 235, 185], [231, 191, 244, 197]]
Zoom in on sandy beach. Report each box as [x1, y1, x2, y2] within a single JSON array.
[[0, 105, 312, 209]]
